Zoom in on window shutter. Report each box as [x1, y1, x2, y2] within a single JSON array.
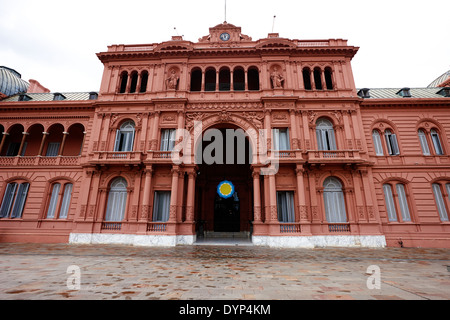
[[396, 184, 411, 221], [0, 183, 17, 218], [10, 183, 29, 218], [383, 184, 397, 221], [59, 184, 73, 219], [418, 130, 430, 155], [46, 183, 61, 219]]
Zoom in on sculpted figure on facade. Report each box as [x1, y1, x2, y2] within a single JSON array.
[[166, 69, 179, 90], [270, 66, 284, 89]]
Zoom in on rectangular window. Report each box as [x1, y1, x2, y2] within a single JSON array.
[[160, 129, 176, 151], [59, 184, 73, 219], [432, 184, 449, 221], [46, 142, 60, 157], [10, 183, 29, 218], [385, 131, 400, 155], [418, 130, 430, 156], [372, 130, 384, 156], [6, 142, 20, 156], [276, 191, 295, 223], [396, 184, 411, 222], [0, 183, 18, 218], [272, 128, 290, 151], [153, 191, 171, 222], [431, 130, 444, 155], [46, 183, 61, 219], [383, 184, 398, 221]]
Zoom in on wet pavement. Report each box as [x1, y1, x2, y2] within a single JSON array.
[[0, 242, 449, 300]]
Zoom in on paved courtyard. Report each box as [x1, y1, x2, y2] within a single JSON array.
[[0, 242, 449, 301]]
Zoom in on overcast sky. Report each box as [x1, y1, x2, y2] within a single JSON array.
[[1, 0, 449, 93]]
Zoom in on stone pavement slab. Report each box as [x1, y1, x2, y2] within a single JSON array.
[[0, 243, 449, 300]]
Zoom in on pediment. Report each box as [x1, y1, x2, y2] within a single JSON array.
[[256, 39, 296, 49], [154, 41, 193, 52]]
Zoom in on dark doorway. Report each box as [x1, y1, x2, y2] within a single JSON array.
[[195, 126, 252, 234], [214, 191, 240, 232]]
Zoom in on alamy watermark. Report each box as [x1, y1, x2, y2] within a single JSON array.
[[169, 121, 279, 175]]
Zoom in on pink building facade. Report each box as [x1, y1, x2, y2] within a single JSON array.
[[1, 23, 449, 248]]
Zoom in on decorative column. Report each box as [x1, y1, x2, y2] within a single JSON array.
[[295, 166, 308, 223], [150, 111, 160, 150], [289, 109, 299, 150], [201, 70, 205, 91], [169, 166, 179, 224], [0, 132, 9, 154], [38, 132, 49, 156], [17, 132, 29, 156], [185, 169, 197, 222], [140, 167, 153, 221], [80, 131, 87, 156], [252, 169, 262, 223], [244, 69, 248, 91], [268, 173, 277, 222], [58, 132, 69, 156]]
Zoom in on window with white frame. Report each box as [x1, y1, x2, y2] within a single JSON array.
[[384, 129, 400, 155], [316, 118, 336, 151], [276, 191, 295, 223], [272, 128, 290, 151], [432, 183, 449, 222], [372, 130, 384, 156], [46, 142, 60, 157], [382, 183, 412, 222], [160, 129, 176, 151], [418, 129, 430, 156], [104, 177, 128, 222], [46, 182, 73, 219], [0, 182, 29, 219], [430, 129, 444, 155], [323, 177, 347, 223], [152, 191, 171, 222], [114, 121, 135, 152]]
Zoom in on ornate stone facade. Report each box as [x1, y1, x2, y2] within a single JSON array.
[[0, 22, 449, 248]]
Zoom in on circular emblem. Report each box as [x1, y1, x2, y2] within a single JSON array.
[[217, 180, 235, 198], [220, 32, 230, 41]]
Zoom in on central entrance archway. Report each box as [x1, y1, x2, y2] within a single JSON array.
[[195, 125, 253, 235]]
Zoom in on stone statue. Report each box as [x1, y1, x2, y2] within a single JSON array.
[[270, 67, 284, 89], [166, 69, 179, 90]]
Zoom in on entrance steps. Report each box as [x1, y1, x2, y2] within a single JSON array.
[[204, 231, 251, 239], [195, 231, 253, 246]]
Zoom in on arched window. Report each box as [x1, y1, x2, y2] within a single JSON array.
[[313, 68, 323, 90], [153, 191, 171, 222], [139, 71, 149, 93], [432, 183, 449, 222], [205, 68, 216, 91], [105, 177, 128, 222], [129, 72, 138, 93], [277, 191, 295, 223], [323, 177, 347, 223], [114, 121, 135, 152], [384, 129, 400, 155], [219, 67, 230, 91], [46, 182, 73, 219], [316, 118, 336, 151], [248, 67, 260, 91], [0, 182, 29, 219], [382, 183, 411, 222], [190, 68, 202, 91], [233, 67, 245, 91], [430, 129, 444, 155], [324, 67, 334, 90], [302, 68, 312, 90], [372, 130, 384, 156], [119, 72, 128, 93], [418, 129, 430, 155]]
